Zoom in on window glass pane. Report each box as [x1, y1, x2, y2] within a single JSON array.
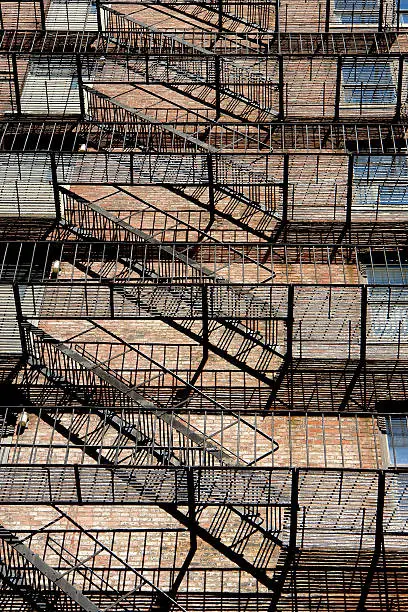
[[366, 264, 408, 338], [354, 156, 408, 180], [334, 0, 379, 23], [400, 0, 408, 20], [387, 417, 408, 465], [354, 156, 408, 208], [342, 59, 397, 104]]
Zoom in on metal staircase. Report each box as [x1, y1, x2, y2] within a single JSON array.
[[0, 524, 101, 611], [57, 188, 286, 385], [20, 321, 288, 593]]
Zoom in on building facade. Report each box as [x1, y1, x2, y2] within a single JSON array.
[[0, 0, 407, 610]]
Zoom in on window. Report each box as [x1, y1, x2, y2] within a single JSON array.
[[333, 0, 379, 24], [386, 416, 408, 465], [354, 156, 408, 209], [366, 261, 408, 339], [400, 0, 408, 25], [342, 58, 397, 105]]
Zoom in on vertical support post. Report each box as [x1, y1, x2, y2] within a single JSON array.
[[12, 283, 28, 359], [287, 284, 295, 408], [325, 0, 331, 32], [360, 284, 368, 408], [218, 0, 223, 31], [395, 55, 404, 121], [286, 284, 294, 363], [378, 0, 384, 31], [189, 285, 209, 388], [334, 55, 342, 121], [265, 283, 295, 409], [11, 54, 21, 115], [282, 153, 289, 224], [74, 464, 83, 504], [49, 152, 61, 221], [109, 283, 115, 318], [95, 0, 103, 33], [274, 0, 280, 32], [374, 471, 385, 553], [145, 53, 150, 85], [360, 284, 367, 363], [268, 467, 300, 610], [129, 151, 134, 186], [207, 154, 215, 223], [76, 54, 86, 118], [356, 471, 385, 611], [201, 284, 209, 364], [214, 55, 221, 120], [39, 0, 46, 31], [346, 154, 354, 231], [167, 467, 197, 603], [278, 54, 285, 121], [187, 467, 196, 526], [186, 466, 198, 564]]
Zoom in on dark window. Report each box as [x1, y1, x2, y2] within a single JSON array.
[[366, 263, 408, 286]]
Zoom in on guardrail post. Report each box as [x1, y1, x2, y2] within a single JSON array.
[[289, 467, 299, 555], [360, 284, 367, 364], [129, 151, 134, 186], [346, 154, 353, 231], [214, 55, 221, 120], [395, 55, 404, 121], [76, 54, 86, 118], [334, 55, 342, 121], [278, 55, 285, 121], [282, 153, 289, 224], [286, 284, 294, 363], [49, 152, 61, 221], [207, 154, 215, 223], [109, 283, 115, 318], [201, 284, 209, 363]]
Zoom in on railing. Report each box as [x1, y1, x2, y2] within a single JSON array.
[[0, 405, 390, 469]]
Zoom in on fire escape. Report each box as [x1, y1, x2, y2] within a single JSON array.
[[0, 0, 407, 610]]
